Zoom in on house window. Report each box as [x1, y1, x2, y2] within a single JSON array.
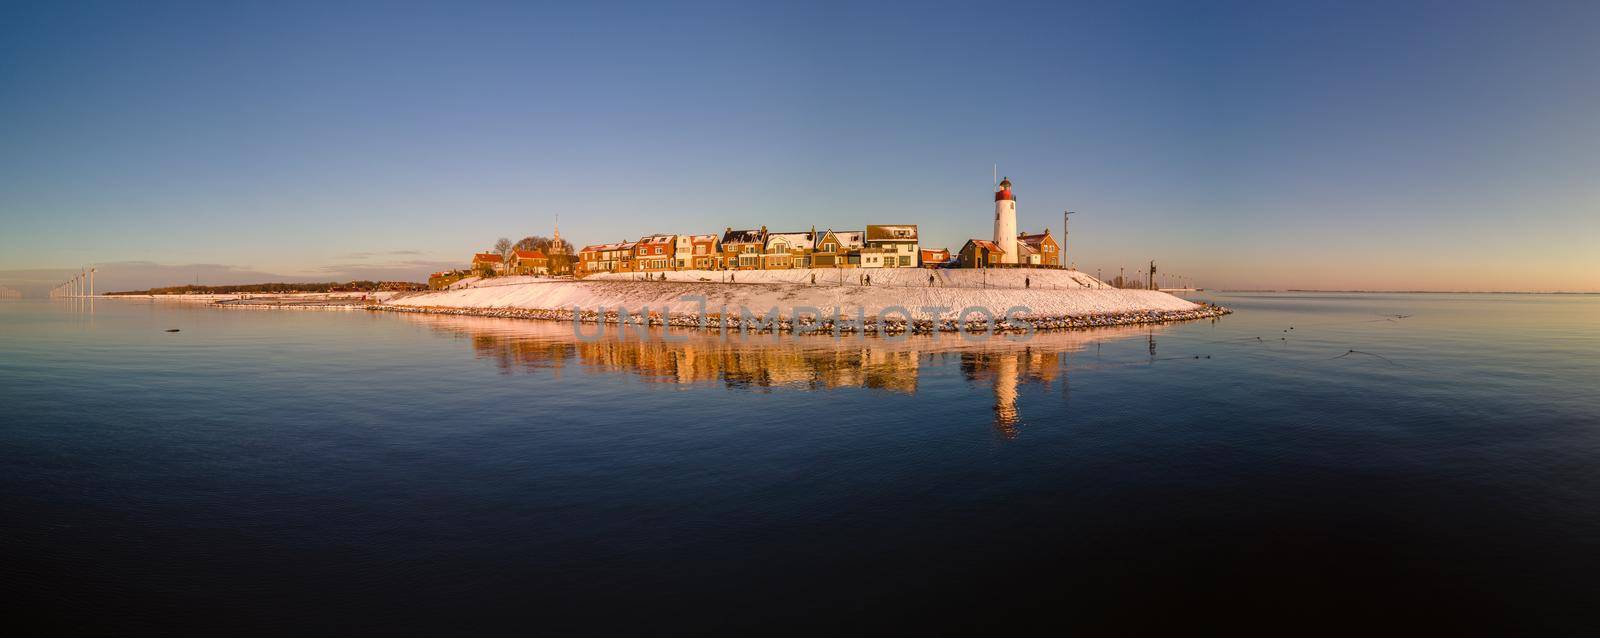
[[823, 243, 836, 252], [899, 256, 911, 266]]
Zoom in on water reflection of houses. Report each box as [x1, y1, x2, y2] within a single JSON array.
[[574, 340, 921, 393], [404, 314, 1158, 436]]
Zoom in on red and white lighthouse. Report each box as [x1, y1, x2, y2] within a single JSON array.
[[993, 177, 1018, 264]]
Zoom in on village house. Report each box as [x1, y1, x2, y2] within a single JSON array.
[[686, 234, 719, 269], [1017, 229, 1061, 267], [635, 234, 676, 272], [811, 229, 863, 268], [509, 249, 549, 275], [579, 241, 630, 276], [471, 252, 505, 275], [958, 239, 1006, 268], [920, 248, 952, 268], [672, 235, 694, 270], [763, 230, 815, 270], [864, 224, 920, 268], [577, 244, 602, 275], [1014, 242, 1039, 265], [428, 270, 468, 290], [615, 240, 639, 272], [720, 227, 767, 270]]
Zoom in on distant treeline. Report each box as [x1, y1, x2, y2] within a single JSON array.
[[109, 281, 426, 295]]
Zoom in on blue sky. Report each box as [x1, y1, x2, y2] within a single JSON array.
[[2, 0, 1596, 293]]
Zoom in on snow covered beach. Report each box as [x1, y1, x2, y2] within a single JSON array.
[[378, 269, 1229, 333]]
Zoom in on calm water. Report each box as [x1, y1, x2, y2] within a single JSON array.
[[3, 294, 1598, 633]]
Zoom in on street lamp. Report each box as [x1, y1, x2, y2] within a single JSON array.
[[1063, 210, 1078, 267]]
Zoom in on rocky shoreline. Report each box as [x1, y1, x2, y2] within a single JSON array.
[[364, 303, 1231, 334]]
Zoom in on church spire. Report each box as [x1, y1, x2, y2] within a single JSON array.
[[551, 214, 564, 254]]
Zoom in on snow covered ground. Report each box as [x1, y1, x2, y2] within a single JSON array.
[[388, 269, 1201, 320]]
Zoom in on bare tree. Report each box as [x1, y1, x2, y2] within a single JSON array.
[[494, 237, 514, 264]]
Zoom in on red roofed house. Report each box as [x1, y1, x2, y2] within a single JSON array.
[[579, 242, 630, 276], [635, 234, 676, 272], [471, 252, 505, 275], [510, 249, 549, 275], [615, 240, 639, 273], [920, 248, 951, 268], [958, 240, 1005, 268], [1017, 229, 1061, 267]]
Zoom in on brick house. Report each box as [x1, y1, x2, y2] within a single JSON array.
[[1017, 229, 1061, 267], [471, 252, 505, 274], [720, 227, 767, 270], [579, 241, 632, 276], [634, 235, 676, 272], [686, 234, 719, 270], [616, 240, 639, 272], [811, 230, 863, 268], [428, 270, 468, 290], [510, 249, 549, 275], [958, 239, 1006, 268], [763, 230, 815, 270]]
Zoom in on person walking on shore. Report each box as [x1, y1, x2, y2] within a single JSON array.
[[1025, 276, 1031, 289]]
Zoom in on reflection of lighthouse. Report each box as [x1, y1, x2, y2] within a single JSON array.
[[992, 353, 1020, 438], [993, 177, 1017, 264]]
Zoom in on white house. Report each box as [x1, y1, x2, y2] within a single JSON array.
[[865, 224, 919, 268]]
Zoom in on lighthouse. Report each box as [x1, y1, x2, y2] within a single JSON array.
[[993, 177, 1018, 264]]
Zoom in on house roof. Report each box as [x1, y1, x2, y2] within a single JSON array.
[[866, 224, 919, 242], [766, 231, 814, 248], [920, 248, 949, 258], [1018, 230, 1054, 248], [638, 234, 675, 245], [472, 252, 503, 263], [815, 230, 864, 250], [514, 249, 547, 260], [686, 234, 718, 242], [963, 239, 1004, 253], [722, 228, 765, 244], [1015, 242, 1039, 256]]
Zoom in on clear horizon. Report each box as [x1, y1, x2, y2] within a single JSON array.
[[3, 1, 1597, 295]]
